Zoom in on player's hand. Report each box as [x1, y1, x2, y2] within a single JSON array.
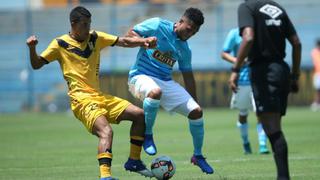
[[26, 35, 38, 47], [229, 72, 239, 93], [290, 79, 299, 93], [143, 37, 157, 49]]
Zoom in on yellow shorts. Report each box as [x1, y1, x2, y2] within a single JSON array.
[[71, 94, 131, 133]]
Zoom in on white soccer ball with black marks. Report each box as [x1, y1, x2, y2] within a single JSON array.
[[151, 155, 176, 180]]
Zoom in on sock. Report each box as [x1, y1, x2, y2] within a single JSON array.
[[143, 98, 160, 135], [97, 151, 112, 178], [189, 118, 204, 156], [237, 121, 249, 144], [130, 136, 144, 160], [268, 131, 290, 179], [257, 123, 267, 146]]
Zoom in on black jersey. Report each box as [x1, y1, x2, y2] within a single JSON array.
[[238, 0, 297, 63]]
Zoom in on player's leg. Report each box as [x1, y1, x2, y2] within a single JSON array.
[[259, 113, 289, 180], [71, 98, 117, 180], [231, 86, 252, 154], [311, 74, 320, 111], [256, 119, 269, 154], [128, 75, 161, 155], [143, 88, 161, 155], [158, 80, 213, 174], [117, 104, 153, 177], [173, 100, 214, 174], [92, 115, 115, 180], [237, 109, 252, 154], [250, 89, 270, 154], [251, 61, 290, 179]]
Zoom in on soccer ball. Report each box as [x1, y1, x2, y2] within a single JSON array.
[[151, 155, 176, 180]]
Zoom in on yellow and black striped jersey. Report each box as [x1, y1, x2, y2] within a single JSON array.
[[40, 31, 118, 99]]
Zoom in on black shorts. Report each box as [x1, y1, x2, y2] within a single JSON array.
[[250, 61, 290, 116]]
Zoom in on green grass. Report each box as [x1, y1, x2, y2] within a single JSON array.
[[0, 107, 319, 180]]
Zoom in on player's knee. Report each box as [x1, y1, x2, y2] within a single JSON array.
[[97, 125, 113, 140], [135, 108, 145, 124], [147, 88, 162, 99], [188, 107, 203, 119]]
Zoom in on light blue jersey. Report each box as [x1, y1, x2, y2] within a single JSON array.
[[129, 17, 192, 81], [223, 28, 250, 86]]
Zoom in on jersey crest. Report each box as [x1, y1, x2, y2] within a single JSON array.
[[56, 31, 98, 58]]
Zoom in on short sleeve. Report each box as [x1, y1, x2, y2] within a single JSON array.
[[133, 17, 160, 37], [96, 31, 118, 49], [178, 48, 192, 72], [283, 14, 297, 39], [223, 29, 236, 53], [40, 39, 60, 63], [238, 3, 254, 36]]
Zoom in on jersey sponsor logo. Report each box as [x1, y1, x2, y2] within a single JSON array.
[[259, 4, 283, 19], [152, 50, 176, 67]]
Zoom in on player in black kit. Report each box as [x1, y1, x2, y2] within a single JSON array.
[[229, 1, 301, 180]]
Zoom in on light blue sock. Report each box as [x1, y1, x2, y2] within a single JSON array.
[[189, 118, 204, 156], [237, 121, 249, 144], [257, 123, 267, 146], [143, 97, 160, 135]]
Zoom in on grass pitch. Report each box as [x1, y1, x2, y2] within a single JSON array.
[[0, 107, 319, 180]]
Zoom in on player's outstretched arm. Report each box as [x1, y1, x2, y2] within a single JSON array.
[[115, 36, 157, 49], [26, 35, 46, 69]]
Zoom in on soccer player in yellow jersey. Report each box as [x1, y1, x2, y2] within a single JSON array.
[[26, 6, 157, 180]]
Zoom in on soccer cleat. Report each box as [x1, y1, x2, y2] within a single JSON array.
[[100, 177, 118, 180], [191, 155, 214, 174], [259, 145, 270, 154], [124, 158, 154, 177], [143, 134, 157, 156], [243, 142, 252, 154]]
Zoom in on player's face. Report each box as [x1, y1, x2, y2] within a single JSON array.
[[175, 16, 200, 41], [72, 16, 91, 41]]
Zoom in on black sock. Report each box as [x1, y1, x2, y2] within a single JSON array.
[[268, 131, 290, 180]]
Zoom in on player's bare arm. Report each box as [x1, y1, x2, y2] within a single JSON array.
[[288, 34, 302, 77], [116, 36, 157, 48], [221, 52, 237, 64], [182, 71, 198, 102], [288, 34, 302, 93], [125, 28, 141, 38], [26, 35, 46, 69]]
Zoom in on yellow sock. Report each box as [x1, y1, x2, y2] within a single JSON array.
[[97, 152, 112, 178], [130, 136, 144, 160]]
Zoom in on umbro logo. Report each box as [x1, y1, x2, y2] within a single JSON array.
[[259, 4, 283, 19]]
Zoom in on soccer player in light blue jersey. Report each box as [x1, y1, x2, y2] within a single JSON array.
[[127, 7, 213, 174], [221, 28, 269, 154]]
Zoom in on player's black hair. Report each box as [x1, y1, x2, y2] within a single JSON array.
[[183, 7, 204, 26], [69, 6, 91, 23], [316, 38, 320, 47]]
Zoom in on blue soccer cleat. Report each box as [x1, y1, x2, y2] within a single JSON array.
[[100, 177, 118, 180], [143, 134, 157, 156], [124, 158, 154, 177], [243, 142, 252, 154], [259, 145, 270, 154], [191, 155, 214, 174]]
